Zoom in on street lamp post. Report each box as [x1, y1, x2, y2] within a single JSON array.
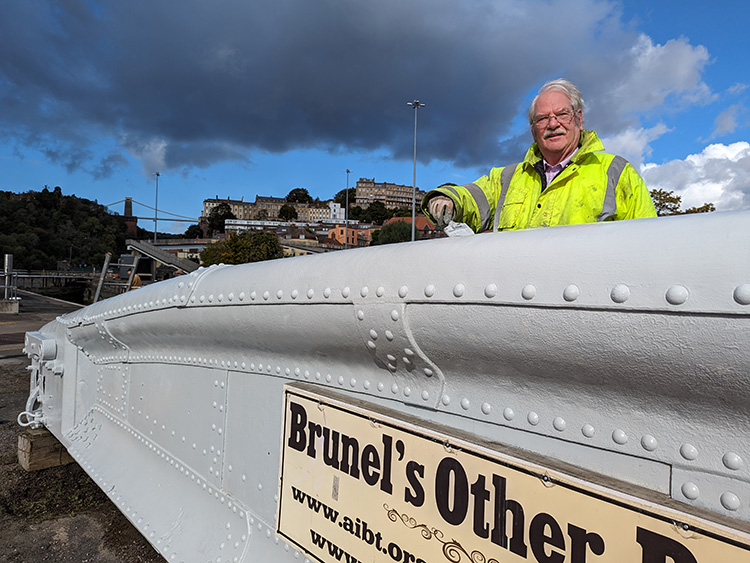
[[153, 171, 160, 243], [344, 169, 352, 249], [407, 100, 425, 242]]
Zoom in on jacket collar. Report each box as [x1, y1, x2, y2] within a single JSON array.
[[523, 130, 604, 166]]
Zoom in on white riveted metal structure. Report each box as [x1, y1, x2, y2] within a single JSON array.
[[21, 211, 750, 561]]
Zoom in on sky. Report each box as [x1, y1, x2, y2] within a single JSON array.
[[1, 0, 748, 233]]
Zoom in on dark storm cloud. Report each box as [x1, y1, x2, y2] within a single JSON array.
[[0, 0, 706, 175]]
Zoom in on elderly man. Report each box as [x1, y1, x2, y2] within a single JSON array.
[[422, 79, 657, 232]]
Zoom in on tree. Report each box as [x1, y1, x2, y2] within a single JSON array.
[[650, 189, 715, 216], [360, 201, 392, 225], [184, 224, 203, 238], [279, 204, 298, 221], [200, 231, 283, 266], [684, 203, 716, 214], [256, 209, 269, 221], [207, 202, 236, 234], [372, 220, 413, 245], [286, 188, 313, 203], [334, 187, 357, 207]]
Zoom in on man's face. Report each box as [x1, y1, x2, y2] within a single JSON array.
[[531, 90, 582, 165]]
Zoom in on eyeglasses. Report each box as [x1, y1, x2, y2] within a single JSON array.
[[533, 109, 576, 129]]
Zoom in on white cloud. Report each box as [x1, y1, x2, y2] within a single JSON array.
[[600, 124, 669, 168], [640, 142, 750, 211], [710, 104, 741, 137], [611, 35, 714, 114]]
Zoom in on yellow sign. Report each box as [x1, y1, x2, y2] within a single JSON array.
[[277, 385, 750, 562]]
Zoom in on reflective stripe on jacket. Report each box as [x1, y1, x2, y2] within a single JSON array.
[[422, 130, 657, 232]]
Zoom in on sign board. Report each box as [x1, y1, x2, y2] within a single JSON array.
[[277, 385, 750, 563]]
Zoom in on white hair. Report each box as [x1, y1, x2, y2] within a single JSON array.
[[528, 79, 584, 125]]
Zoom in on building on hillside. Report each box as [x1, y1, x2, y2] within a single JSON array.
[[354, 178, 426, 209], [293, 202, 333, 222], [382, 216, 445, 239], [202, 196, 256, 221], [203, 196, 342, 223], [329, 201, 344, 221], [328, 224, 373, 247]]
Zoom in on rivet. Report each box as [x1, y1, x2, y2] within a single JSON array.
[[376, 286, 385, 297], [733, 284, 750, 305], [424, 284, 436, 298], [369, 329, 378, 340], [367, 340, 376, 350], [404, 386, 411, 397], [250, 291, 257, 301], [350, 378, 356, 387], [460, 398, 470, 410], [363, 380, 370, 390], [521, 284, 536, 300], [503, 408, 515, 421], [681, 482, 700, 500], [610, 284, 630, 303], [325, 373, 331, 382], [342, 287, 350, 298], [453, 284, 465, 298], [665, 285, 689, 305], [421, 390, 429, 401], [484, 284, 498, 298], [612, 429, 628, 445], [337, 376, 344, 385], [680, 443, 698, 461], [441, 395, 451, 406], [723, 452, 743, 470], [391, 383, 399, 394], [641, 435, 658, 451], [527, 412, 539, 426], [481, 402, 491, 415], [307, 289, 314, 299], [218, 294, 223, 302], [199, 295, 206, 303], [563, 284, 580, 302], [360, 286, 369, 298], [398, 286, 408, 298], [324, 288, 331, 298], [582, 424, 595, 438], [385, 330, 394, 341], [391, 310, 400, 321], [291, 290, 298, 299], [263, 291, 270, 300], [377, 382, 384, 392], [553, 417, 566, 431], [357, 310, 365, 320], [423, 367, 433, 376], [720, 492, 741, 511]]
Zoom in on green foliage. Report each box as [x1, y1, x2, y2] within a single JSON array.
[[184, 224, 204, 238], [0, 187, 130, 270], [372, 220, 413, 245], [650, 189, 715, 216], [286, 187, 313, 203], [334, 187, 356, 207], [279, 204, 298, 221], [200, 231, 283, 265], [207, 202, 236, 234]]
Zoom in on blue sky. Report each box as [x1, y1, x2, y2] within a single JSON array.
[[1, 0, 748, 233]]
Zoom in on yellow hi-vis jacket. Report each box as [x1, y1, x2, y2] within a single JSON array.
[[422, 130, 657, 232]]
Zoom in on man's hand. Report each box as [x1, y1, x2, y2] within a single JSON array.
[[427, 196, 455, 228]]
